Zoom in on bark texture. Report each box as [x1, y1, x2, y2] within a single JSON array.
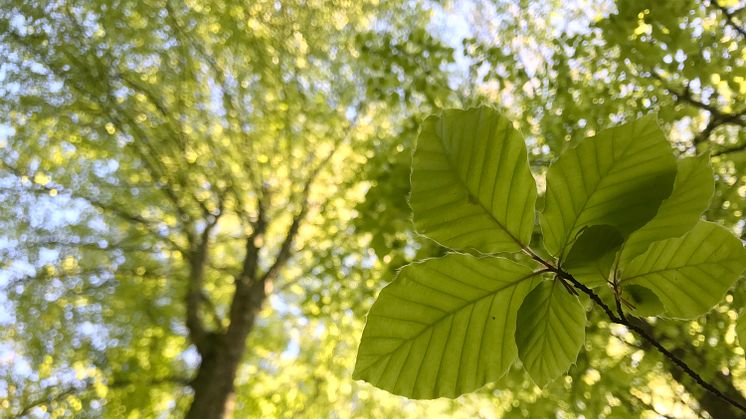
[[186, 280, 267, 419]]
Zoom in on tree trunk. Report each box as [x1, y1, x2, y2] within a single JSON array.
[[186, 280, 266, 419], [186, 337, 242, 419]]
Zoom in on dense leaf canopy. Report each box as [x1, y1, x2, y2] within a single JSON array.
[[1, 0, 746, 418]]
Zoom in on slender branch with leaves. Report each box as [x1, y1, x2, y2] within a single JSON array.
[[354, 107, 746, 413]]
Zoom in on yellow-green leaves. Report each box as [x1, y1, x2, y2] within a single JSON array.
[[353, 255, 542, 398], [515, 280, 586, 387], [356, 107, 543, 398], [619, 221, 746, 319], [563, 224, 624, 288], [619, 154, 715, 265], [355, 107, 746, 401], [411, 107, 537, 253], [540, 115, 677, 261], [610, 156, 727, 319]]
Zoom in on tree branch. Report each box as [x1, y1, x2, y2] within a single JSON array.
[[0, 160, 188, 255], [11, 385, 81, 419], [712, 0, 746, 39], [712, 141, 746, 156], [185, 211, 222, 352], [10, 374, 190, 418], [650, 72, 746, 147], [523, 249, 746, 414], [261, 110, 360, 283], [109, 375, 192, 388], [260, 162, 323, 283], [566, 273, 746, 413], [651, 73, 724, 116], [9, 20, 206, 234]]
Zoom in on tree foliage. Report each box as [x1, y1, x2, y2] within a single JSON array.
[[0, 0, 457, 416], [355, 107, 746, 405], [1, 0, 746, 417]]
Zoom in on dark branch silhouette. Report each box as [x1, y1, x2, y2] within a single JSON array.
[[712, 0, 746, 39], [522, 248, 746, 414]]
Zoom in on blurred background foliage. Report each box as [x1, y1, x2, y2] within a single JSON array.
[[0, 0, 745, 417]]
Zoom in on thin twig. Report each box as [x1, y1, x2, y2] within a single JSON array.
[[523, 248, 746, 414]]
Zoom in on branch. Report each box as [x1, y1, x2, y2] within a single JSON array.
[[109, 375, 192, 388], [650, 72, 746, 123], [185, 212, 222, 352], [712, 0, 746, 38], [711, 141, 746, 156], [0, 160, 187, 255], [693, 110, 746, 149], [18, 238, 152, 253], [11, 385, 80, 418], [261, 111, 360, 283], [4, 267, 111, 288], [12, 21, 204, 233], [163, 0, 263, 198], [693, 116, 723, 146], [260, 163, 321, 283], [10, 374, 190, 418], [651, 73, 724, 117], [217, 184, 271, 347], [566, 273, 746, 413], [240, 184, 270, 283], [223, 117, 357, 347], [523, 249, 746, 414], [650, 72, 746, 146], [200, 290, 224, 330]]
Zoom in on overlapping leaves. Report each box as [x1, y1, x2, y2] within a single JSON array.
[[353, 254, 541, 398], [355, 106, 746, 399], [540, 115, 677, 261]]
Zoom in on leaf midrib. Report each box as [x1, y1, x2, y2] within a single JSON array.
[[555, 128, 624, 260], [435, 114, 527, 250], [358, 270, 544, 377]]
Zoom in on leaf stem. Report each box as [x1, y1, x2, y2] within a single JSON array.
[[523, 245, 746, 414]]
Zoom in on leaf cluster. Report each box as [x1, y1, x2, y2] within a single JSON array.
[[354, 106, 746, 398]]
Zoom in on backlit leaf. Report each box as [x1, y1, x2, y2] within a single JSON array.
[[563, 224, 624, 288], [619, 153, 714, 264], [620, 221, 746, 319], [515, 280, 587, 387], [622, 284, 664, 317], [540, 115, 677, 261], [411, 107, 537, 253], [354, 254, 543, 398]]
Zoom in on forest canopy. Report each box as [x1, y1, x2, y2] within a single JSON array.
[[1, 0, 746, 418]]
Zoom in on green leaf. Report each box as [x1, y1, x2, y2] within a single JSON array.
[[563, 224, 624, 288], [515, 280, 587, 387], [353, 254, 542, 398], [620, 221, 746, 319], [410, 107, 537, 253], [622, 284, 664, 317], [540, 115, 677, 260], [619, 154, 714, 264]]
